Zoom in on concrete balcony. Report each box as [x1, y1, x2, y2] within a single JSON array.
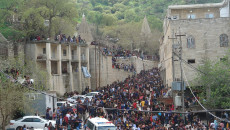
[[71, 55, 79, 62], [37, 54, 47, 61]]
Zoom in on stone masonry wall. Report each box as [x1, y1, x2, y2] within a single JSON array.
[[89, 46, 159, 90], [160, 17, 230, 87]]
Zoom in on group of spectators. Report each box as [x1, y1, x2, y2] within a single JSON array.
[[56, 67, 230, 130], [54, 34, 86, 44], [3, 68, 34, 85], [29, 34, 86, 44], [112, 57, 136, 73]]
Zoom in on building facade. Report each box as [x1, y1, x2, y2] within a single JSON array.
[[159, 0, 230, 87], [25, 41, 90, 95]]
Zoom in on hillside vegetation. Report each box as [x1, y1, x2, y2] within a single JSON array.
[[0, 0, 222, 54], [75, 0, 221, 54]]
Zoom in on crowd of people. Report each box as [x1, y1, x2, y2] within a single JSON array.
[[54, 34, 86, 44], [112, 57, 136, 73], [49, 67, 230, 130], [29, 34, 86, 44], [41, 68, 204, 129], [3, 68, 34, 85]]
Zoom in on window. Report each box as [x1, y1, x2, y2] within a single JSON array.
[[187, 36, 195, 48], [33, 118, 41, 122], [172, 15, 179, 20], [86, 121, 94, 130], [220, 58, 227, 61], [63, 49, 67, 56], [187, 14, 196, 19], [22, 118, 33, 122], [205, 13, 214, 18], [0, 45, 8, 58], [188, 59, 195, 64], [43, 48, 46, 54], [220, 34, 229, 47], [14, 45, 18, 57]]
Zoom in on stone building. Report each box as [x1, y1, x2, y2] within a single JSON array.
[[141, 16, 152, 38], [159, 0, 230, 87], [0, 33, 24, 59]]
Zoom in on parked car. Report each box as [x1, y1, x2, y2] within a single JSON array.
[[67, 95, 86, 104], [56, 101, 75, 108], [10, 116, 56, 130], [85, 92, 101, 100]]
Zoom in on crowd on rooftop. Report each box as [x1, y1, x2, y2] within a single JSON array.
[[29, 34, 86, 44]]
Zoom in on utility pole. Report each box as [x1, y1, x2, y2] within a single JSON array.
[[176, 28, 186, 120], [168, 29, 177, 111], [168, 29, 176, 81], [98, 42, 101, 89], [95, 43, 97, 90]]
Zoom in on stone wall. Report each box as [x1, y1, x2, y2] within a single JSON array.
[[89, 46, 159, 90], [160, 17, 230, 87], [115, 56, 159, 73]]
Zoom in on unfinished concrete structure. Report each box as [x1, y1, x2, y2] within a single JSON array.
[[25, 41, 90, 95], [159, 0, 230, 87]]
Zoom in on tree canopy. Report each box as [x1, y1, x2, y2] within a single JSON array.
[[0, 55, 49, 130], [0, 0, 78, 40], [194, 53, 230, 109]]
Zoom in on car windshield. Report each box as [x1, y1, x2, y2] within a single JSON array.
[[86, 93, 95, 96], [98, 126, 116, 130], [86, 93, 96, 96], [57, 103, 64, 106]]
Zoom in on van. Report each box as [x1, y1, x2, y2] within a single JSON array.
[[86, 117, 116, 130]]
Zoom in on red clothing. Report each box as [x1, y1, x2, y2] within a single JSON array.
[[37, 36, 41, 41], [150, 116, 153, 122], [133, 102, 137, 109], [64, 116, 68, 124]]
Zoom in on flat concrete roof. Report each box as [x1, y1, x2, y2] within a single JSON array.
[[168, 0, 228, 9], [28, 40, 88, 47]]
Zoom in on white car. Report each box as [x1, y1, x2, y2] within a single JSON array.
[[85, 92, 101, 100], [67, 95, 86, 104], [56, 101, 75, 108], [10, 116, 56, 130]]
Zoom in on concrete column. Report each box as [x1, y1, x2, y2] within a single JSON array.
[[77, 46, 82, 92], [46, 43, 51, 74], [86, 45, 91, 89], [57, 44, 62, 75], [68, 45, 74, 91], [46, 43, 52, 90]]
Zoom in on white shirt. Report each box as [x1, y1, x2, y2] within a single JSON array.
[[66, 114, 71, 119]]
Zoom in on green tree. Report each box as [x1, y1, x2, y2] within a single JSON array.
[[0, 55, 49, 130], [19, 0, 78, 38], [194, 54, 230, 109], [101, 14, 117, 26]]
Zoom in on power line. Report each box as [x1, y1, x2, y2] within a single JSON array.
[[182, 64, 230, 123], [160, 57, 173, 63], [171, 52, 230, 122]]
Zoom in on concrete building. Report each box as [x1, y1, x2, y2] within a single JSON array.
[[25, 41, 90, 95], [159, 0, 230, 87]]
